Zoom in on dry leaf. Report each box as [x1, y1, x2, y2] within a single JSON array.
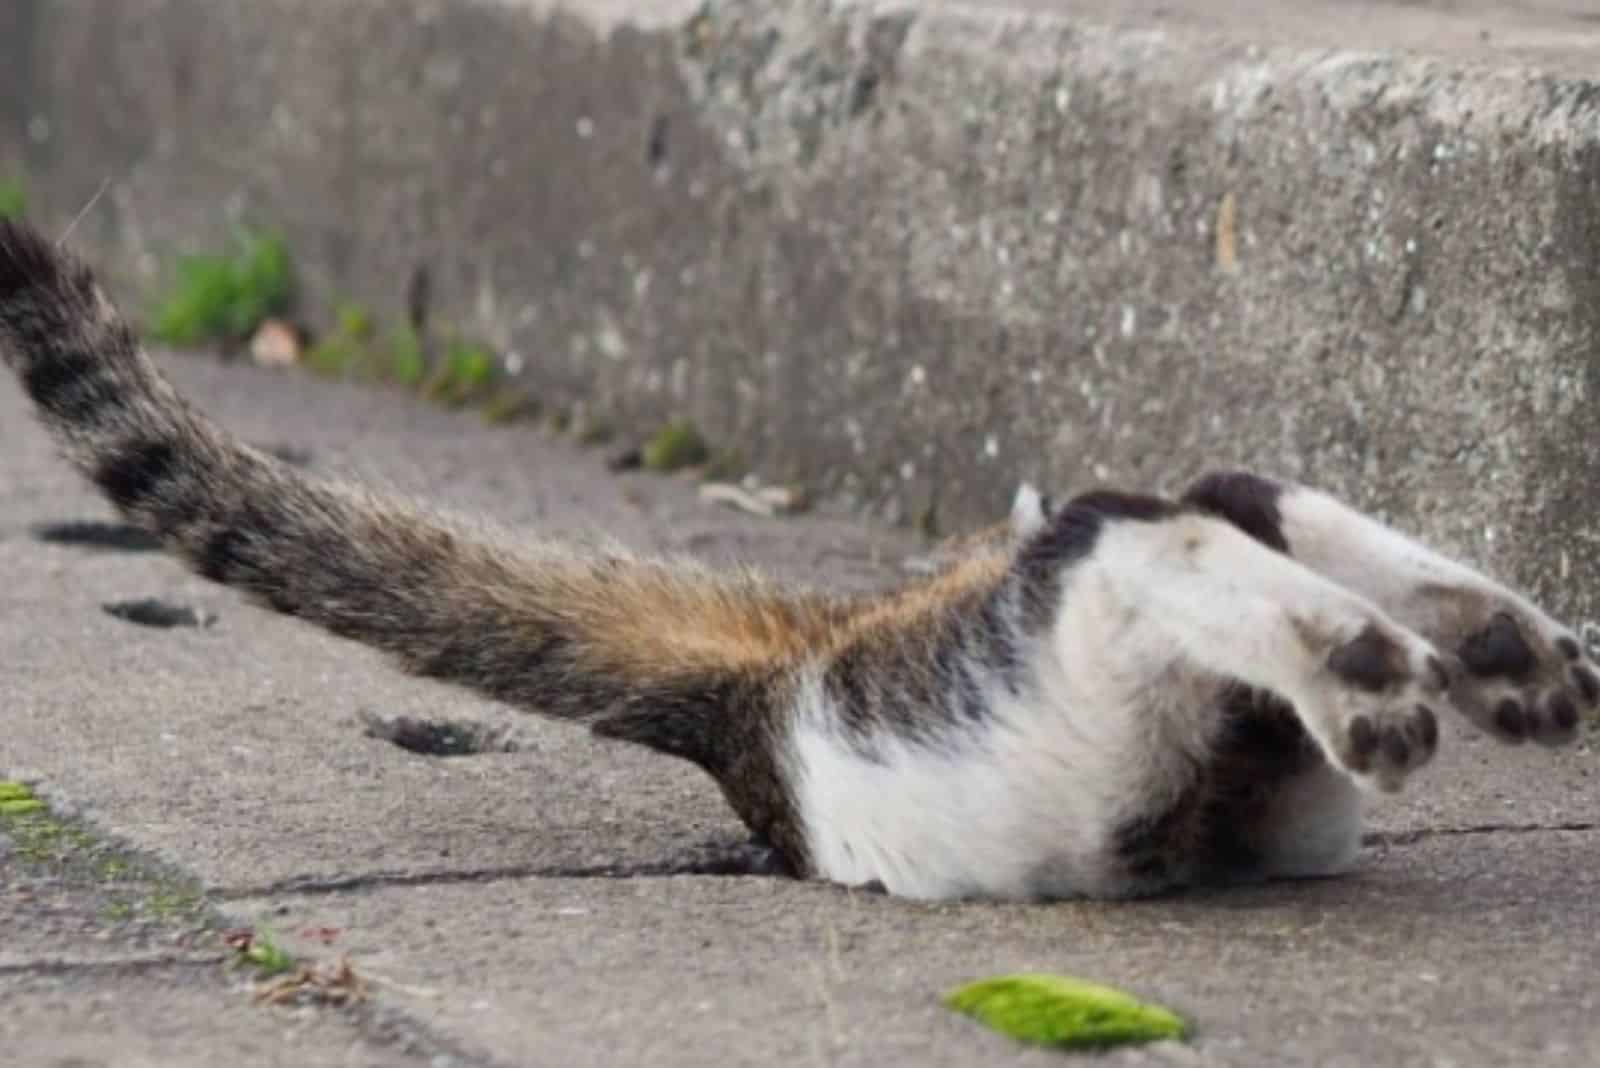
[[255, 955, 369, 1007]]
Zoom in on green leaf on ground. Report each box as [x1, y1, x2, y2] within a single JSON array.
[[943, 973, 1189, 1050]]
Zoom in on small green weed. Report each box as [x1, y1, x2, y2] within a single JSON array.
[[421, 338, 497, 406], [301, 296, 517, 421], [150, 230, 295, 348], [0, 177, 27, 220], [305, 301, 378, 378], [2, 780, 214, 944], [332, 302, 376, 344], [0, 784, 97, 863], [642, 420, 711, 472], [387, 324, 428, 387], [230, 926, 298, 978]]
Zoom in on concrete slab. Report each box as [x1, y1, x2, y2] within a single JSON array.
[[0, 860, 205, 971], [0, 968, 427, 1068], [0, 791, 438, 1066], [233, 832, 1600, 1067]]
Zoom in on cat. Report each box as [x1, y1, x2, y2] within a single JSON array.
[[1, 218, 1591, 901]]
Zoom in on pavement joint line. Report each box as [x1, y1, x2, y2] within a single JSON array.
[[1363, 820, 1600, 848], [214, 822, 1600, 901], [214, 855, 786, 901], [0, 954, 229, 980]]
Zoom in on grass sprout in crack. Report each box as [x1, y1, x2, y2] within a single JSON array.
[[359, 710, 523, 757], [33, 520, 162, 552], [102, 598, 217, 628]]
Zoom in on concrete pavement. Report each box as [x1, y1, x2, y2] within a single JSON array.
[[9, 0, 1600, 1060], [5, 352, 1600, 1066]]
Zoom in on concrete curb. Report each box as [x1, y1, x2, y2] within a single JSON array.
[[5, 0, 1600, 618]]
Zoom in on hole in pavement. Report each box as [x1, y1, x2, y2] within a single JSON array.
[[32, 520, 161, 552], [102, 598, 216, 628], [647, 113, 670, 166], [359, 711, 521, 757]]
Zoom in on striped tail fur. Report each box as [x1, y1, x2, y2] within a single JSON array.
[[0, 218, 840, 785]]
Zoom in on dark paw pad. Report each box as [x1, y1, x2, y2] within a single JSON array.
[[1548, 693, 1579, 732], [1459, 612, 1535, 681], [1381, 726, 1412, 766], [1494, 698, 1526, 740], [1327, 625, 1405, 693], [1347, 715, 1380, 769]]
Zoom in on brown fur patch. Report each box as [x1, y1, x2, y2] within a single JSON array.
[[834, 550, 1010, 645]]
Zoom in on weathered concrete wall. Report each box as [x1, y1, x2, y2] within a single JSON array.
[[6, 0, 1600, 622]]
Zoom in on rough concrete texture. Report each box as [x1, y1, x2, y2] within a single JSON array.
[[236, 834, 1600, 1068], [6, 353, 1600, 1065], [3, 970, 426, 1068], [1, 804, 435, 1065], [7, 0, 1600, 626]]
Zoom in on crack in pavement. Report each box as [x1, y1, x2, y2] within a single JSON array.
[[0, 954, 227, 979], [1363, 820, 1600, 848], [215, 842, 791, 901], [217, 823, 1600, 901]]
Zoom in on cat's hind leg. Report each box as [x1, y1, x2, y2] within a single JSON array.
[[1062, 498, 1448, 795], [1183, 471, 1598, 748]]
